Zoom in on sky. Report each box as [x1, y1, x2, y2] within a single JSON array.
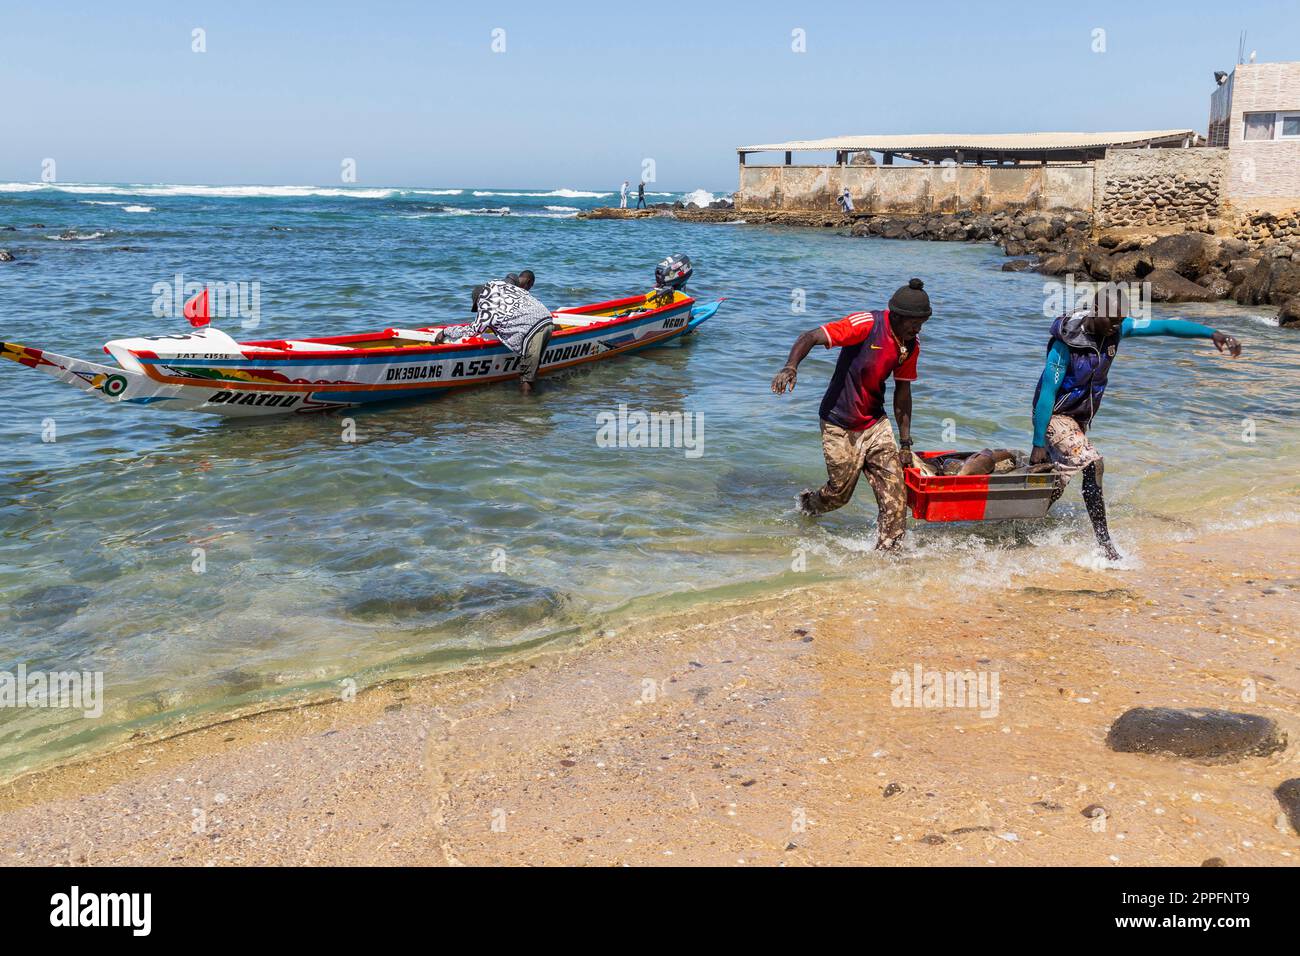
[[1, 0, 1298, 191]]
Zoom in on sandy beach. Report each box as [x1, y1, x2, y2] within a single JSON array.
[[2, 519, 1296, 867]]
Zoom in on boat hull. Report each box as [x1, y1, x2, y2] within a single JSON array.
[[4, 294, 717, 418]]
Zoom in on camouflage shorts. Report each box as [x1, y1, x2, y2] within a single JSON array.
[[802, 418, 908, 548], [1045, 415, 1102, 473]]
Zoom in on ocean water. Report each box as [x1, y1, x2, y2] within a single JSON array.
[[1, 182, 1297, 778]]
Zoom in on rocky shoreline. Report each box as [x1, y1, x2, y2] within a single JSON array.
[[852, 208, 1299, 325], [577, 203, 1300, 327]]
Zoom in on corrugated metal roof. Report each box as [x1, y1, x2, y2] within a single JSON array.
[[737, 130, 1197, 153]]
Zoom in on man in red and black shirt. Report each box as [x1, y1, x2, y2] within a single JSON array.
[[771, 278, 933, 550]]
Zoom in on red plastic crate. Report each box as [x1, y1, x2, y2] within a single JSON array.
[[904, 450, 1061, 522]]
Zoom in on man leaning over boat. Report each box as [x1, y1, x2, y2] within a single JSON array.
[[771, 279, 933, 550], [435, 277, 555, 395]]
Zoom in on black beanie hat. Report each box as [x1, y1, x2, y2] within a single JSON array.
[[888, 278, 932, 319]]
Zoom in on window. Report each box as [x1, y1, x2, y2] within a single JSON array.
[[1242, 111, 1300, 141], [1243, 112, 1275, 140]]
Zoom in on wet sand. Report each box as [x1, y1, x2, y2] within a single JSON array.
[[2, 522, 1297, 866]]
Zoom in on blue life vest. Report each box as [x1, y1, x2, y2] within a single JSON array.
[[1031, 311, 1121, 429]]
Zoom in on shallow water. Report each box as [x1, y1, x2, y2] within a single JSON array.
[[1, 183, 1297, 778]]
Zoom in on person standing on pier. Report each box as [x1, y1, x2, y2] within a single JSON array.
[[771, 279, 933, 551], [636, 181, 646, 209], [619, 181, 629, 208]]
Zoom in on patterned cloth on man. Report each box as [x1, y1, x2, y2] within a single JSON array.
[[441, 280, 553, 355]]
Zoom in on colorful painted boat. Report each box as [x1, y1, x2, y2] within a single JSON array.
[[2, 288, 723, 418]]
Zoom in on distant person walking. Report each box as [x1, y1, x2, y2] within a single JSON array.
[[619, 181, 629, 208], [837, 188, 854, 214], [636, 181, 646, 209]]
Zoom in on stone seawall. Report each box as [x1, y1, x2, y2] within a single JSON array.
[[736, 164, 1094, 215], [1094, 148, 1227, 229]]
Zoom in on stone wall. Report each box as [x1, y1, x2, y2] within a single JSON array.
[[735, 163, 1094, 214], [1233, 208, 1300, 246], [1093, 148, 1227, 229]]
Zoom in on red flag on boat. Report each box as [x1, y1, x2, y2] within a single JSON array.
[[183, 288, 211, 327]]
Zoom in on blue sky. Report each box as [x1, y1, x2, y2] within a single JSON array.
[[1, 0, 1297, 190]]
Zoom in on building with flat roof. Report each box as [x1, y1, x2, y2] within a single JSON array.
[[1209, 61, 1300, 211], [734, 130, 1208, 218], [736, 130, 1200, 168]]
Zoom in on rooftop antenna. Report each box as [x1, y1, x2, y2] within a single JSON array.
[[1236, 31, 1246, 65]]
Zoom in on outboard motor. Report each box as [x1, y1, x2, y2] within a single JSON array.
[[651, 253, 692, 305], [655, 253, 692, 292]]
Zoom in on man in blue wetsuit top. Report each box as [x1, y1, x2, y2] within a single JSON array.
[[1029, 284, 1243, 562]]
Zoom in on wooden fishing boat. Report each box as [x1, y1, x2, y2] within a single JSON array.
[[2, 282, 722, 419]]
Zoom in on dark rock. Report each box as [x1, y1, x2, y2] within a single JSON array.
[[883, 782, 903, 798], [1083, 246, 1114, 281], [1146, 233, 1218, 279], [1235, 257, 1300, 306], [1001, 259, 1038, 273], [1196, 273, 1235, 299], [1038, 251, 1087, 277], [1108, 248, 1154, 280], [1106, 707, 1288, 762], [1274, 778, 1300, 834], [1002, 240, 1028, 257], [1280, 296, 1300, 328], [1081, 804, 1107, 819], [1023, 217, 1057, 241], [1146, 269, 1218, 303], [1201, 857, 1227, 867], [919, 834, 947, 845], [1225, 258, 1260, 285], [0, 249, 13, 262], [1213, 237, 1248, 266]]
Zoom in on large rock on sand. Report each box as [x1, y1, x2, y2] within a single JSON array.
[[1235, 257, 1300, 306], [1106, 707, 1287, 762], [1276, 779, 1300, 835], [1146, 233, 1219, 279], [1146, 269, 1218, 303]]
